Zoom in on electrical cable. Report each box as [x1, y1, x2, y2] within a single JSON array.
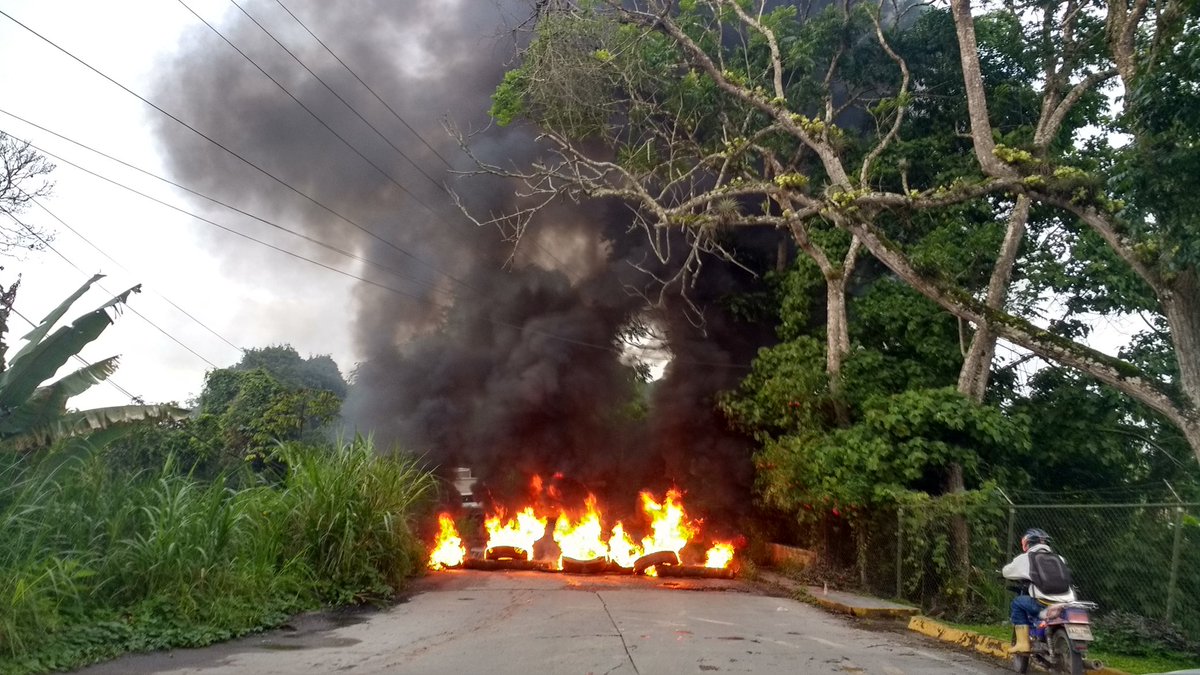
[[9, 306, 143, 403], [25, 193, 243, 355], [0, 13, 753, 370], [247, 0, 572, 270], [0, 112, 447, 295], [173, 0, 451, 223], [0, 7, 476, 294], [8, 212, 221, 368], [272, 0, 456, 169], [228, 0, 449, 193]]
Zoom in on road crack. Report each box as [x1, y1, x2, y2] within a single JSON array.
[[595, 591, 641, 675]]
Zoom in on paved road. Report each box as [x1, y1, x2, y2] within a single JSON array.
[[78, 571, 1010, 674]]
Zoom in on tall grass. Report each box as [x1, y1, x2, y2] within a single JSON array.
[[0, 437, 434, 672]]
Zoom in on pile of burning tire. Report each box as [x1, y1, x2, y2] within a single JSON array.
[[454, 547, 734, 579]]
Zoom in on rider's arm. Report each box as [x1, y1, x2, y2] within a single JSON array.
[[1002, 553, 1030, 580]]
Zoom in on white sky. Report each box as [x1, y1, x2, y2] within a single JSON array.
[[0, 0, 361, 408], [0, 0, 1140, 412]]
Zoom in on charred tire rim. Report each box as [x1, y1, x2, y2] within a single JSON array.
[[633, 550, 680, 574], [561, 557, 608, 574], [485, 545, 529, 561]]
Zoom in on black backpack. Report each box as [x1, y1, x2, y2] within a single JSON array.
[[1028, 551, 1073, 595]]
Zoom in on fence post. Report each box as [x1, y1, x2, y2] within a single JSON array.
[[1166, 506, 1184, 624], [896, 505, 905, 598], [1006, 507, 1016, 561]]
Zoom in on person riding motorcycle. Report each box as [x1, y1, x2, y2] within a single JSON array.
[[1002, 528, 1076, 654]]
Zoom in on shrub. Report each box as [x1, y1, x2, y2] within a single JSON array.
[[0, 437, 433, 670]]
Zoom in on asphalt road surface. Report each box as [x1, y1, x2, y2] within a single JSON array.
[[76, 570, 1011, 675]]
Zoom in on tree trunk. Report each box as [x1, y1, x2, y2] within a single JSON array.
[[1163, 271, 1200, 412], [827, 280, 851, 426], [957, 196, 1031, 402]]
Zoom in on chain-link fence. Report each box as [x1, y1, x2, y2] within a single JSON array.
[[889, 495, 1200, 640]]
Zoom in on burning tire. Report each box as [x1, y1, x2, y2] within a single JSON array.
[[634, 550, 680, 575], [464, 558, 553, 571], [485, 545, 529, 561], [656, 565, 735, 579], [561, 557, 608, 574]]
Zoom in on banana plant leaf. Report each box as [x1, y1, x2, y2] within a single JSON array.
[[0, 285, 139, 410], [0, 357, 120, 436], [4, 404, 189, 452], [9, 274, 104, 365]]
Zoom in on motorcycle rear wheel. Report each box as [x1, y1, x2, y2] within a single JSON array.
[[1051, 630, 1085, 675]]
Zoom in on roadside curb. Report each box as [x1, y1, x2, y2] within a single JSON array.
[[905, 616, 1130, 675], [755, 571, 919, 620], [907, 615, 1009, 660], [807, 588, 920, 620]]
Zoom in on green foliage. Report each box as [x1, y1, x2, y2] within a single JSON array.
[[157, 346, 352, 473], [752, 387, 1028, 511], [1093, 610, 1200, 659], [897, 492, 1010, 617], [232, 345, 347, 399], [0, 436, 434, 672], [0, 277, 185, 452]]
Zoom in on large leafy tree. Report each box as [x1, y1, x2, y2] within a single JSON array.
[[472, 0, 1200, 462], [0, 275, 184, 450]]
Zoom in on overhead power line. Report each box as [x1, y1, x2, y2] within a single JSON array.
[[230, 0, 571, 271], [26, 193, 244, 355], [8, 213, 221, 369], [10, 280, 172, 404], [272, 0, 456, 169], [173, 0, 451, 223], [0, 12, 752, 370], [0, 110, 447, 295], [0, 7, 475, 295], [0, 134, 432, 303], [228, 0, 449, 191]]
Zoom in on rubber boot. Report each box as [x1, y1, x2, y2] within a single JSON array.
[[1011, 624, 1032, 654]]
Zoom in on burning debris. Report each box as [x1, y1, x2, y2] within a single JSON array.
[[428, 514, 466, 570], [429, 478, 739, 577]]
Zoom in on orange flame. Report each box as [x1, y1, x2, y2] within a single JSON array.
[[428, 513, 466, 570], [607, 522, 643, 568], [639, 489, 698, 555], [553, 494, 608, 565], [705, 542, 735, 569], [485, 506, 547, 559]]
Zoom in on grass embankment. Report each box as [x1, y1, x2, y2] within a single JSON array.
[[0, 438, 434, 674], [951, 622, 1200, 674]]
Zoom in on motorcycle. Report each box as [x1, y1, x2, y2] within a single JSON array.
[[1011, 599, 1105, 675]]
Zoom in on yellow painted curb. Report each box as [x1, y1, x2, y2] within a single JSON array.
[[905, 616, 1131, 675], [810, 594, 919, 620], [907, 616, 1009, 659]]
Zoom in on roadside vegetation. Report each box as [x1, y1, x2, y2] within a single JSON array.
[[0, 281, 435, 673]]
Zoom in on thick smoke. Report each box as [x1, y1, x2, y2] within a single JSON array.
[[150, 0, 775, 521]]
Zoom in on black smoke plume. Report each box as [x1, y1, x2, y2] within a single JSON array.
[[150, 0, 777, 522]]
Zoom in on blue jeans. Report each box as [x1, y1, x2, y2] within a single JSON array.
[[1011, 595, 1042, 626]]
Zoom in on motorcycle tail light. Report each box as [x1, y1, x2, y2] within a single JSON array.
[[1065, 609, 1089, 623]]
